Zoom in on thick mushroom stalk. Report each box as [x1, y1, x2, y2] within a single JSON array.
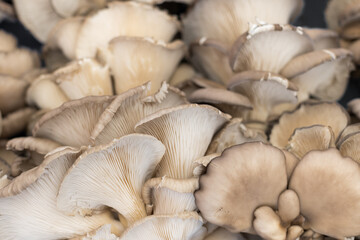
[[119, 212, 206, 240], [135, 104, 230, 179], [289, 148, 360, 238], [57, 134, 165, 227], [98, 36, 185, 95], [0, 147, 121, 240], [196, 142, 288, 233], [91, 82, 187, 145], [142, 176, 198, 215]]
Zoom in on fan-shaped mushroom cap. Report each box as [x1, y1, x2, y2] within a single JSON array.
[[207, 118, 266, 154], [91, 82, 186, 145], [57, 134, 165, 226], [0, 48, 40, 77], [142, 176, 198, 215], [76, 1, 180, 58], [253, 206, 286, 240], [228, 71, 297, 123], [204, 227, 246, 240], [230, 23, 313, 73], [26, 74, 69, 110], [0, 147, 120, 239], [286, 125, 335, 159], [289, 148, 360, 238], [119, 212, 206, 240], [169, 63, 197, 87], [338, 131, 360, 163], [51, 0, 106, 18], [98, 36, 185, 95], [193, 153, 221, 177], [281, 48, 354, 101], [0, 75, 28, 115], [1, 108, 36, 139], [348, 39, 360, 65], [348, 98, 360, 119], [183, 0, 304, 47], [0, 30, 17, 52], [325, 0, 360, 32], [341, 21, 360, 40], [303, 28, 340, 50], [0, 141, 24, 177], [54, 58, 112, 100], [33, 95, 114, 147], [46, 17, 85, 60], [13, 0, 63, 42], [135, 104, 230, 178], [196, 142, 288, 233], [189, 38, 233, 84], [337, 123, 360, 146], [270, 102, 349, 148]]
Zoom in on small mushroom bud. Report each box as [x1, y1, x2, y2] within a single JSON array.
[[253, 206, 286, 240]]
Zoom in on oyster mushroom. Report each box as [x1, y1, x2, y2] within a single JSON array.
[[0, 75, 28, 115]]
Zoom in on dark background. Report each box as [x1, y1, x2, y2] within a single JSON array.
[[1, 0, 358, 105]]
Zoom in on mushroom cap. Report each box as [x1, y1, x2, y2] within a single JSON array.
[[142, 176, 198, 215], [0, 30, 17, 52], [33, 95, 114, 147], [277, 189, 300, 225], [46, 16, 85, 59], [0, 1, 15, 22], [169, 63, 197, 87], [348, 39, 360, 65], [289, 148, 360, 238], [196, 142, 288, 233], [82, 224, 121, 240], [325, 0, 360, 31], [26, 74, 69, 110], [54, 58, 112, 100], [253, 206, 286, 240], [0, 48, 40, 77], [280, 48, 354, 101], [57, 134, 165, 226], [341, 21, 360, 40], [338, 131, 360, 163], [0, 146, 119, 239], [303, 28, 339, 50], [0, 75, 28, 115], [230, 23, 313, 73], [6, 137, 61, 156], [119, 212, 206, 240], [228, 71, 297, 122], [270, 102, 349, 148], [75, 1, 180, 58], [183, 0, 304, 48], [348, 98, 360, 119], [1, 108, 36, 139], [336, 123, 360, 147], [13, 0, 63, 42], [135, 104, 230, 178], [91, 82, 187, 145], [286, 125, 335, 159], [98, 36, 185, 95], [51, 0, 106, 18], [189, 38, 233, 85], [204, 227, 246, 240]]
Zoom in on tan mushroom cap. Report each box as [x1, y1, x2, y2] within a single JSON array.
[[0, 48, 40, 77], [303, 28, 339, 50], [183, 0, 304, 48], [277, 189, 300, 226], [142, 176, 198, 215], [289, 148, 360, 238], [169, 63, 197, 87], [286, 226, 304, 240], [43, 48, 69, 72], [270, 102, 349, 149], [0, 140, 27, 177], [348, 98, 360, 119], [280, 48, 354, 101], [341, 21, 360, 40], [54, 58, 112, 100], [33, 95, 114, 147], [13, 0, 63, 42], [46, 16, 85, 60], [1, 108, 36, 139], [91, 82, 186, 145], [338, 131, 360, 163], [119, 212, 206, 240], [135, 104, 230, 179], [193, 153, 221, 177], [196, 142, 288, 233], [204, 227, 246, 240], [228, 71, 297, 123], [0, 30, 17, 52], [26, 74, 69, 110], [189, 38, 233, 85], [75, 1, 180, 58], [57, 134, 165, 226], [336, 123, 360, 147], [286, 125, 335, 159], [325, 0, 360, 31], [230, 23, 313, 73], [0, 75, 28, 115], [0, 1, 15, 22], [207, 118, 266, 155], [6, 137, 61, 156], [253, 206, 286, 240], [98, 36, 185, 95], [0, 146, 121, 239], [348, 39, 360, 65], [51, 0, 106, 18]]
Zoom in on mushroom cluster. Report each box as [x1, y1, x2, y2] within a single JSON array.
[[1, 0, 360, 239]]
